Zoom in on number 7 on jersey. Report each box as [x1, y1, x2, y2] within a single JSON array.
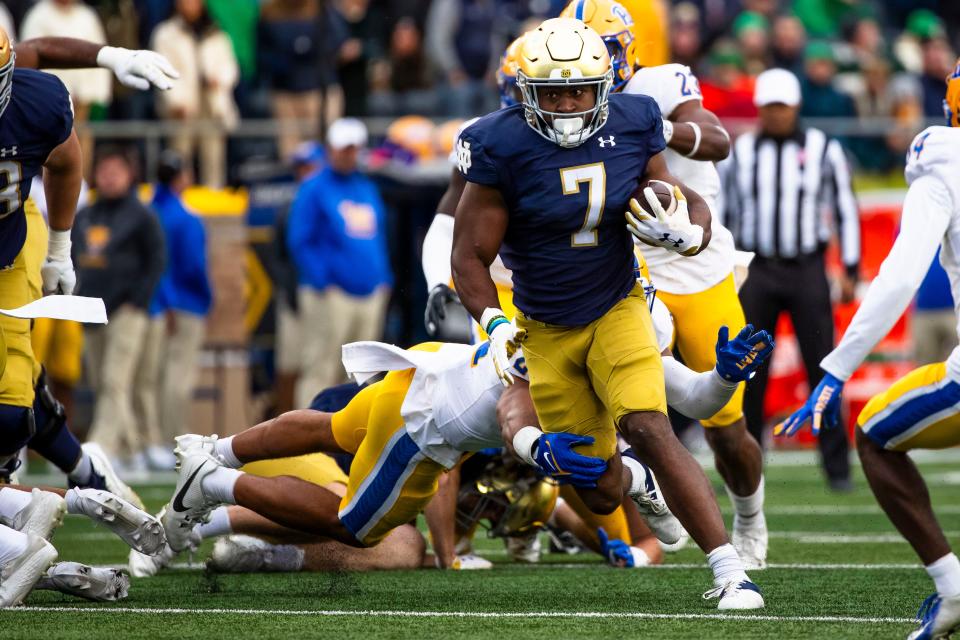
[[561, 162, 606, 247]]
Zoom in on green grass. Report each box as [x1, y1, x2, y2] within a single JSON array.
[[4, 454, 960, 639]]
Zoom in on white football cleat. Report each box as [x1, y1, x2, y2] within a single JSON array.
[[908, 593, 960, 639], [10, 489, 66, 540], [159, 503, 202, 553], [630, 464, 683, 545], [659, 526, 690, 554], [70, 488, 166, 555], [35, 562, 129, 602], [128, 534, 178, 578], [168, 448, 222, 525], [0, 534, 58, 607], [174, 434, 219, 458], [732, 512, 768, 570], [82, 442, 145, 510], [505, 532, 541, 564], [452, 553, 493, 570], [208, 535, 304, 573], [704, 578, 765, 610]]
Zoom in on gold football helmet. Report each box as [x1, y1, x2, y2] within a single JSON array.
[[497, 34, 526, 109], [516, 18, 613, 148], [0, 28, 14, 119], [946, 57, 960, 127], [560, 0, 637, 91]]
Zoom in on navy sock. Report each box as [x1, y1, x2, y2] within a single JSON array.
[[28, 395, 82, 473], [0, 403, 33, 459]]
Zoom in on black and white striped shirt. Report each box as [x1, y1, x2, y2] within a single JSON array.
[[722, 127, 860, 274]]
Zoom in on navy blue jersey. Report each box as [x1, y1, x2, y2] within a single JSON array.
[[458, 93, 665, 326], [0, 69, 74, 268]]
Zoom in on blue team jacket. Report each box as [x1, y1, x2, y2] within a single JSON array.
[[286, 166, 393, 296], [149, 185, 213, 317]]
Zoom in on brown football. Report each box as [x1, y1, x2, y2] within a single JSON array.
[[633, 179, 677, 216]]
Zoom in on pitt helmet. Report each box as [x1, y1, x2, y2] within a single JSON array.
[[0, 28, 13, 119], [497, 34, 526, 109], [561, 0, 637, 91], [516, 18, 614, 148], [945, 57, 960, 127]]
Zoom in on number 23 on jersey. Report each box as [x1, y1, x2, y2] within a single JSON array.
[[561, 162, 606, 247]]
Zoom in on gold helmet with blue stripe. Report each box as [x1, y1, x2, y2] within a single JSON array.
[[945, 57, 960, 127], [516, 18, 614, 148], [0, 28, 13, 119], [497, 34, 526, 109], [560, 0, 637, 91]]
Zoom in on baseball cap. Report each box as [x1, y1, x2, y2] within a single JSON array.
[[327, 118, 368, 150], [754, 68, 801, 107], [804, 41, 835, 62]]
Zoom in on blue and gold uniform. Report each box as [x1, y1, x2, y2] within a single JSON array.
[[460, 91, 668, 459], [0, 68, 74, 410]]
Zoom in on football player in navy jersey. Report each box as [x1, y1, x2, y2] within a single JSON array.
[[452, 18, 763, 609], [0, 31, 179, 507]]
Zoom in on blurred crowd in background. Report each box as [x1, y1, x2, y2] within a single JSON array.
[[1, 0, 958, 183]]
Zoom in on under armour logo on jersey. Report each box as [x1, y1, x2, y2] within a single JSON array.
[[598, 136, 616, 148], [456, 138, 472, 174], [0, 146, 18, 158]]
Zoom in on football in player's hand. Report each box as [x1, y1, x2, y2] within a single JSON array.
[[633, 179, 678, 216]]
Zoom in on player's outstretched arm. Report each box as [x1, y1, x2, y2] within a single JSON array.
[[451, 181, 507, 322], [40, 129, 82, 294], [14, 38, 178, 90], [641, 153, 712, 252], [666, 100, 730, 162]]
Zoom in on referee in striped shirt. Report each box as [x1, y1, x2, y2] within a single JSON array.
[[723, 68, 860, 490]]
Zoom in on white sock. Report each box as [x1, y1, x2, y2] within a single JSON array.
[[67, 453, 94, 485], [708, 543, 749, 586], [214, 436, 243, 469], [725, 476, 765, 522], [201, 467, 242, 504], [263, 542, 306, 572], [64, 488, 82, 515], [621, 456, 647, 497], [927, 553, 960, 598], [0, 523, 29, 565], [196, 506, 233, 539], [0, 487, 33, 520]]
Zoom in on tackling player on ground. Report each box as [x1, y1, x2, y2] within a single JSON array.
[[778, 59, 960, 640], [451, 18, 762, 608]]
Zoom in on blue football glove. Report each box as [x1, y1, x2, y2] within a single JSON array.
[[714, 324, 775, 383], [532, 433, 607, 488], [597, 527, 634, 568], [775, 372, 844, 437]]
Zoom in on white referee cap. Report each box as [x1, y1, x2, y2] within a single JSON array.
[[754, 68, 801, 107], [327, 118, 368, 150]]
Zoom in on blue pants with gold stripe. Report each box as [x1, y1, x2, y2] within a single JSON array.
[[858, 362, 960, 451]]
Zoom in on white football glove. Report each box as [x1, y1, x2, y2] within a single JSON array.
[[96, 46, 180, 91], [41, 229, 76, 295], [625, 185, 704, 256], [481, 308, 526, 386]]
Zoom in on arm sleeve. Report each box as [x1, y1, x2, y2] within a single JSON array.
[[457, 131, 500, 186], [662, 356, 739, 420], [821, 174, 953, 381], [825, 139, 861, 274], [134, 211, 167, 309], [422, 213, 454, 289]]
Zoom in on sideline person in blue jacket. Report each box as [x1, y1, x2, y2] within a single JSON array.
[[287, 118, 392, 407]]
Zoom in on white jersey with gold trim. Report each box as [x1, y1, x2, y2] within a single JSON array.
[[623, 64, 736, 294]]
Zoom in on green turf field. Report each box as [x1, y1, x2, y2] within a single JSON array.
[[3, 451, 958, 639]]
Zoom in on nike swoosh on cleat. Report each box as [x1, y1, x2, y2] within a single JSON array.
[[172, 462, 208, 513]]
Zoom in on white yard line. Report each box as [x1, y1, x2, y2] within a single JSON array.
[[12, 606, 914, 625]]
